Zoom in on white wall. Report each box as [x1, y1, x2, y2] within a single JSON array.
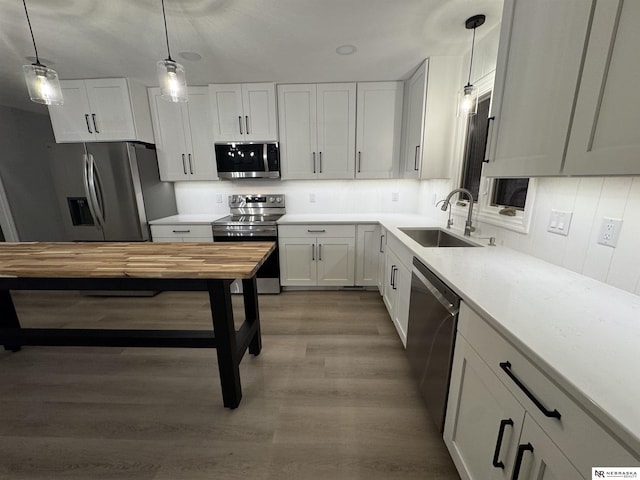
[[175, 179, 421, 215]]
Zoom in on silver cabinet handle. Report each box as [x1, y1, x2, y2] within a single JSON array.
[[311, 244, 315, 261], [245, 115, 250, 134], [391, 266, 398, 290], [318, 244, 322, 261], [92, 113, 99, 134], [379, 234, 385, 253], [358, 151, 362, 173], [85, 114, 93, 134], [312, 152, 316, 173], [188, 153, 193, 174], [307, 229, 326, 233], [238, 116, 243, 134], [414, 145, 420, 171], [182, 154, 187, 174], [172, 229, 191, 233], [319, 151, 322, 173]]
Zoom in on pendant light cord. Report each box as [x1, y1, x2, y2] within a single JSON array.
[[161, 0, 173, 61], [22, 0, 41, 65], [467, 26, 476, 85]]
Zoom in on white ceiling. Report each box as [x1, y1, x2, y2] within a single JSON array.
[[1, 0, 503, 113]]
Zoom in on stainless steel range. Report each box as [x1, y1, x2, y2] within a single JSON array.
[[213, 194, 285, 294]]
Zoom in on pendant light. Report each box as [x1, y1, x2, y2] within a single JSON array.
[[21, 0, 63, 105], [458, 14, 485, 117], [157, 0, 188, 102]]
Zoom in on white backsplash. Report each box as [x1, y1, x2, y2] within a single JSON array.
[[420, 177, 640, 296], [174, 179, 421, 215]]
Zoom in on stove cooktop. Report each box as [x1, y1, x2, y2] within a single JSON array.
[[213, 214, 283, 226]]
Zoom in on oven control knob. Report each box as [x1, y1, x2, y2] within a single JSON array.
[[276, 197, 282, 203], [268, 197, 275, 203]]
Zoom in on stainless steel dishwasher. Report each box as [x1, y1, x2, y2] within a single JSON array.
[[406, 257, 460, 432]]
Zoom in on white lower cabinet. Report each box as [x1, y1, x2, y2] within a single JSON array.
[[445, 302, 638, 480], [381, 233, 412, 346], [279, 224, 355, 287], [150, 224, 213, 242], [355, 224, 381, 286]]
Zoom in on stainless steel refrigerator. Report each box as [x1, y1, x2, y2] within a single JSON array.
[[49, 142, 177, 241]]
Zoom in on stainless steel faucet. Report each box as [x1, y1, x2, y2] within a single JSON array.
[[440, 188, 475, 236]]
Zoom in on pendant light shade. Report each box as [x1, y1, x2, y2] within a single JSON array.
[[458, 14, 485, 117], [158, 0, 188, 102], [21, 0, 63, 106]]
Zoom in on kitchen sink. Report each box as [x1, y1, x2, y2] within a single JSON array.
[[398, 228, 479, 247]]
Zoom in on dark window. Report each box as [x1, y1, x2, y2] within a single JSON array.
[[460, 94, 529, 210]]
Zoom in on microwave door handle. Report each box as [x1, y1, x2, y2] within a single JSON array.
[[262, 143, 269, 173]]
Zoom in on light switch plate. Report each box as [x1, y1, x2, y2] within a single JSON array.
[[597, 217, 623, 247], [309, 193, 316, 203], [391, 192, 399, 202], [215, 194, 223, 203], [547, 210, 572, 236]]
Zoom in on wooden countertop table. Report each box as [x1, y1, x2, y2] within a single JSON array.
[[0, 241, 276, 409]]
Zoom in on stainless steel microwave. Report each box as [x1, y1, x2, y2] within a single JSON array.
[[214, 143, 280, 179]]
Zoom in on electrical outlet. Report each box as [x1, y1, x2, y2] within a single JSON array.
[[215, 194, 223, 203], [547, 210, 572, 236], [391, 192, 399, 202], [309, 193, 316, 203], [597, 217, 623, 247]]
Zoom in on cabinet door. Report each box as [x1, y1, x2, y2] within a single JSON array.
[[402, 62, 427, 178], [444, 335, 526, 480], [564, 0, 640, 175], [242, 83, 277, 142], [316, 237, 355, 286], [47, 80, 93, 143], [279, 237, 317, 286], [184, 87, 218, 180], [85, 78, 137, 141], [513, 415, 582, 480], [209, 84, 244, 142], [484, 0, 591, 177], [316, 83, 356, 179], [355, 224, 381, 286], [148, 87, 190, 181], [377, 228, 387, 295], [278, 84, 318, 179], [356, 82, 403, 179], [392, 261, 411, 347]]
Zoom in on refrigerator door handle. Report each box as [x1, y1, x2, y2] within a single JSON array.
[[92, 156, 107, 223], [87, 154, 106, 228], [82, 153, 101, 230]]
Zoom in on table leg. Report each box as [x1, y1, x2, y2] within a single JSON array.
[[207, 279, 241, 409], [242, 278, 262, 356], [0, 290, 21, 352]]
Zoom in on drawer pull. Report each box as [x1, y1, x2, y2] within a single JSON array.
[[511, 443, 533, 480], [492, 418, 513, 469], [500, 361, 561, 419], [172, 230, 191, 233], [307, 229, 326, 233]]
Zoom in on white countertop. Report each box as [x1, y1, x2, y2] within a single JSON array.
[[148, 214, 226, 225], [281, 213, 640, 454]]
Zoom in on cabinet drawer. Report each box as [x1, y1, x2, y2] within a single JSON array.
[[385, 232, 413, 270], [278, 224, 355, 238], [150, 224, 213, 240], [458, 302, 638, 475]]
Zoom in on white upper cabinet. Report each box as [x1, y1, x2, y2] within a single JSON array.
[[278, 83, 356, 180], [564, 0, 640, 175], [402, 57, 461, 180], [48, 78, 153, 143], [485, 0, 640, 177], [355, 82, 404, 179], [148, 86, 218, 182], [209, 83, 277, 142]]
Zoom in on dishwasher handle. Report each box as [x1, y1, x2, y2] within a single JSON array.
[[412, 267, 459, 317]]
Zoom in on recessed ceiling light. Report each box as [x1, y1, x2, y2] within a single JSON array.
[[179, 51, 202, 62], [25, 56, 54, 65], [336, 45, 357, 55]]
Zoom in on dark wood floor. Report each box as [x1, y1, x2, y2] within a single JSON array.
[[0, 290, 460, 480]]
